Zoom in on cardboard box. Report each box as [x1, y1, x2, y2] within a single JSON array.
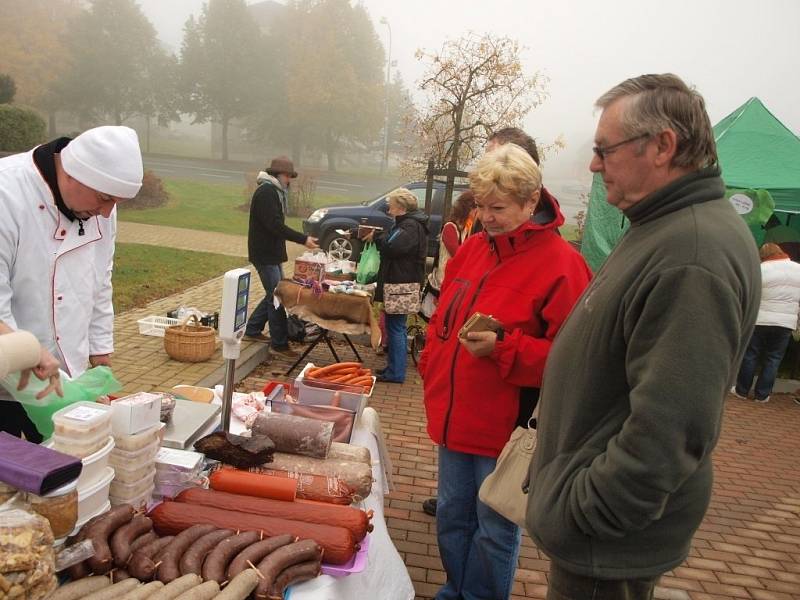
[[111, 392, 163, 435], [293, 259, 326, 283]]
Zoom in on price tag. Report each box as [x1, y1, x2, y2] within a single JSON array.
[[65, 406, 107, 422]]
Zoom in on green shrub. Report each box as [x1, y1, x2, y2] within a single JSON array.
[[0, 105, 46, 152], [121, 169, 169, 209]]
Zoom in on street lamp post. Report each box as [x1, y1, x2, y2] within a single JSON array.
[[380, 17, 392, 174]]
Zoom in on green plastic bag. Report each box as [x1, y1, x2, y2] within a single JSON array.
[[356, 242, 380, 284], [1, 367, 122, 439]]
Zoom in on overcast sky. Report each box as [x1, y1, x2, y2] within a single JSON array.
[[138, 0, 800, 182]]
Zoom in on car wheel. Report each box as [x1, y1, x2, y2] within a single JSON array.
[[323, 232, 362, 262]]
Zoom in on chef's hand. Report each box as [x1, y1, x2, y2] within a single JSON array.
[[305, 237, 319, 250], [18, 348, 63, 399], [89, 354, 112, 368], [460, 330, 497, 358]]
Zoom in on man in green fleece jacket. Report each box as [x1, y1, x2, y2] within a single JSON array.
[[527, 74, 761, 599]]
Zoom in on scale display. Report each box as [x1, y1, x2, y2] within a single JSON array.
[[219, 268, 251, 342]]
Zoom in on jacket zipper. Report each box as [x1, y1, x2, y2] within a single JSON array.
[[439, 282, 467, 339], [441, 248, 502, 447]]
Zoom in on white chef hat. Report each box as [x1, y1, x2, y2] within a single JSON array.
[[60, 126, 143, 199]]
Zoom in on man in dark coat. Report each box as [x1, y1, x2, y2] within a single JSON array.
[[244, 156, 317, 357]]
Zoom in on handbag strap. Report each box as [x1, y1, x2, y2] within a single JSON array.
[[526, 399, 541, 430]]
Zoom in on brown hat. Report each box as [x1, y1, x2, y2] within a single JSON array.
[[266, 156, 297, 178]]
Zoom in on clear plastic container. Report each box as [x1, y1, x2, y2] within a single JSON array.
[[109, 439, 160, 469], [27, 479, 78, 539], [43, 436, 115, 488], [51, 426, 112, 458], [110, 484, 153, 510], [113, 462, 156, 484], [70, 500, 110, 537], [76, 467, 114, 526], [109, 467, 155, 500], [113, 423, 161, 452], [52, 401, 111, 437]]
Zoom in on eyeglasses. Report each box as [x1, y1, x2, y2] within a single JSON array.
[[592, 133, 650, 160]]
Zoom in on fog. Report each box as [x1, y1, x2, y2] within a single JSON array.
[[138, 0, 800, 189]]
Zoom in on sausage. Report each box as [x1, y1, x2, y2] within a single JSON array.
[[173, 580, 220, 600], [201, 530, 261, 583], [213, 569, 260, 600], [46, 575, 110, 600], [176, 488, 374, 541], [81, 578, 140, 600], [118, 579, 164, 600], [178, 528, 233, 576], [147, 574, 202, 600], [85, 505, 136, 574], [110, 568, 132, 582], [253, 540, 321, 600], [157, 524, 217, 583], [64, 509, 116, 579], [111, 515, 153, 567], [129, 531, 158, 554], [227, 534, 295, 580], [267, 560, 322, 600], [149, 501, 358, 565], [127, 535, 174, 580]]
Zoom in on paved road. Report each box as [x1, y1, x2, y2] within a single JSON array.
[[143, 154, 402, 202]]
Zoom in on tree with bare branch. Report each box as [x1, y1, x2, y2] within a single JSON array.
[[406, 32, 547, 198]]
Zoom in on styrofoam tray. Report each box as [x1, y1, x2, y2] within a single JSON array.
[[320, 534, 369, 577]]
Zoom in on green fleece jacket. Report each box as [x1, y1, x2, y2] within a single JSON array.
[[526, 167, 760, 579]]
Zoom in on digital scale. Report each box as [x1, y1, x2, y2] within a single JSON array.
[[217, 268, 251, 433]]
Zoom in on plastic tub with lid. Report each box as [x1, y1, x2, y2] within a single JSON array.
[[51, 426, 112, 459], [113, 461, 157, 485], [108, 438, 159, 471], [44, 436, 114, 489], [110, 484, 153, 510], [76, 467, 114, 525], [113, 423, 161, 452], [109, 467, 155, 500], [27, 479, 78, 539], [52, 401, 112, 438]]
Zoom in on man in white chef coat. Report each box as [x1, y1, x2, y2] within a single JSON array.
[[0, 125, 143, 440]]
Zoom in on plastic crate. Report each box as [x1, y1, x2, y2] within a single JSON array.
[[137, 315, 179, 337]]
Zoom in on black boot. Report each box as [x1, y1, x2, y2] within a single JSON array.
[[422, 498, 437, 517]]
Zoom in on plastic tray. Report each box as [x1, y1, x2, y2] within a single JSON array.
[[52, 401, 112, 438], [295, 363, 370, 415], [114, 423, 161, 452], [136, 315, 179, 337], [76, 467, 114, 526], [320, 534, 369, 577]]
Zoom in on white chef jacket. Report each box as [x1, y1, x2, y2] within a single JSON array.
[[0, 148, 115, 377]]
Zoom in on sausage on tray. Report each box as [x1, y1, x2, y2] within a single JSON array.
[[111, 514, 153, 567], [253, 540, 322, 600], [201, 530, 262, 583], [227, 534, 295, 580], [178, 528, 233, 576], [157, 524, 217, 583]]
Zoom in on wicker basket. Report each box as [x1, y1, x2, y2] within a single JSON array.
[[163, 315, 216, 362]]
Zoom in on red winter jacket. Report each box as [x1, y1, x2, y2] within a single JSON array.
[[418, 201, 592, 457]]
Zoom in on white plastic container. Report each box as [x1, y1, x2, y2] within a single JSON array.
[[114, 424, 161, 452], [109, 467, 155, 500], [77, 467, 114, 525], [43, 436, 114, 489], [70, 499, 111, 537], [113, 462, 157, 485], [52, 427, 112, 459], [52, 402, 112, 438], [111, 484, 153, 510], [109, 439, 160, 469], [295, 363, 369, 415]]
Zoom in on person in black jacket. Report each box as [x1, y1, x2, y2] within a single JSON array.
[[360, 188, 428, 383], [244, 157, 318, 356]]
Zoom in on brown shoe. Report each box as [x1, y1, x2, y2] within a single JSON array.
[[269, 346, 300, 359], [243, 333, 270, 343]]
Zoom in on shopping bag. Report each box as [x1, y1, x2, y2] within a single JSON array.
[[356, 242, 380, 284], [383, 282, 421, 315], [478, 417, 537, 527]]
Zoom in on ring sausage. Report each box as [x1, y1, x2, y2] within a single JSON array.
[[157, 524, 217, 583], [213, 569, 259, 600], [227, 534, 294, 580], [85, 505, 135, 574], [127, 535, 174, 580], [118, 579, 164, 600], [111, 515, 153, 567], [129, 531, 158, 554], [178, 528, 233, 576], [46, 576, 110, 600], [253, 540, 321, 599], [173, 580, 220, 600], [267, 560, 322, 600], [147, 574, 202, 600], [201, 530, 261, 583], [81, 578, 140, 600]]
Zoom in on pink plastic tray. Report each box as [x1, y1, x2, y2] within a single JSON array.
[[319, 534, 370, 577]]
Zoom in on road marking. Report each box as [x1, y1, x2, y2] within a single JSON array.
[[318, 185, 351, 193], [200, 173, 235, 179], [144, 161, 245, 176]]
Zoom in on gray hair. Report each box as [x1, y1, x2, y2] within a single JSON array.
[[596, 73, 717, 170], [387, 188, 418, 212]]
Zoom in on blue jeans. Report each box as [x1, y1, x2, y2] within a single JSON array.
[[245, 264, 288, 349], [735, 325, 793, 400], [383, 313, 407, 382], [436, 446, 521, 600]]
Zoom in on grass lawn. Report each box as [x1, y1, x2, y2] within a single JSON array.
[[112, 243, 246, 314], [118, 179, 349, 236]]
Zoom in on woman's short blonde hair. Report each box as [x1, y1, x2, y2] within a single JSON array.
[[469, 143, 542, 206], [387, 188, 418, 212]]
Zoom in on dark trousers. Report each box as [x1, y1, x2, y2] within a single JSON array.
[[735, 325, 793, 400], [546, 563, 658, 600]]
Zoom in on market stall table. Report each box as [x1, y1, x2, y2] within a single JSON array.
[[275, 280, 381, 375]]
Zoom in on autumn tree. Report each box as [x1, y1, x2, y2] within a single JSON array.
[[411, 33, 547, 211], [0, 0, 79, 133], [250, 0, 384, 170], [56, 0, 172, 127], [179, 0, 265, 161]]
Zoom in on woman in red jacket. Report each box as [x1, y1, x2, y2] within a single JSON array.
[[418, 143, 591, 600]]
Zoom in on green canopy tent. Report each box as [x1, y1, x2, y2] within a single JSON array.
[[580, 97, 800, 271]]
